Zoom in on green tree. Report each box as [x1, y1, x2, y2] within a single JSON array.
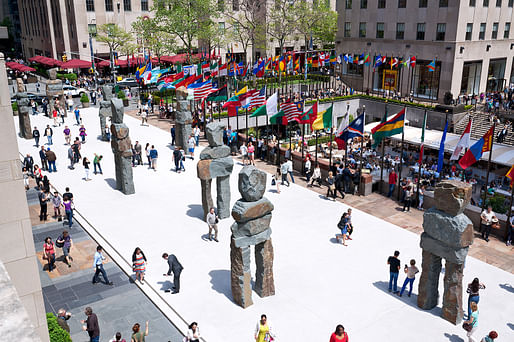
[[96, 24, 132, 64], [132, 17, 177, 65], [310, 1, 337, 47], [266, 0, 298, 55]]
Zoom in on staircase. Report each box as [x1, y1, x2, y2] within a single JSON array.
[[454, 110, 514, 146]]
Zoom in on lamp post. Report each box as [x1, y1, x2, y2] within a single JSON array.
[[88, 19, 97, 86]]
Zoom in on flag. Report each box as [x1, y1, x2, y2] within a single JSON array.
[[343, 54, 348, 63], [307, 56, 313, 67], [450, 119, 472, 161], [330, 51, 337, 64], [253, 59, 265, 75], [218, 63, 228, 76], [419, 111, 427, 165], [428, 59, 436, 71], [410, 56, 416, 68], [371, 108, 405, 148], [236, 86, 247, 96], [311, 104, 333, 131], [390, 57, 398, 69], [335, 113, 365, 150], [294, 56, 300, 71], [270, 110, 285, 125], [183, 65, 197, 76], [227, 105, 239, 117], [279, 55, 286, 71], [374, 55, 383, 67], [302, 102, 318, 124], [193, 81, 212, 101], [348, 55, 353, 64], [364, 54, 371, 65], [506, 165, 514, 185], [249, 89, 274, 117], [249, 86, 266, 109], [266, 92, 278, 116], [205, 85, 228, 102], [280, 101, 304, 123], [239, 89, 258, 108], [437, 121, 448, 173], [458, 125, 494, 169]]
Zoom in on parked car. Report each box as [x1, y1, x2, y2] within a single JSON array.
[[63, 85, 87, 97], [10, 92, 45, 104], [117, 77, 139, 87]]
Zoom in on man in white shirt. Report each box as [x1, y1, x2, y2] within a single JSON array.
[[304, 157, 312, 183], [193, 126, 201, 146], [187, 135, 196, 160], [240, 144, 248, 165], [480, 205, 496, 242], [286, 158, 294, 183]]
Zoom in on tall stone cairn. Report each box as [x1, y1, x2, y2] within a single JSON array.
[[230, 166, 275, 308], [110, 98, 135, 195], [417, 180, 474, 324], [15, 78, 32, 139], [99, 85, 113, 141], [196, 122, 234, 219], [45, 68, 64, 115], [175, 86, 192, 154]]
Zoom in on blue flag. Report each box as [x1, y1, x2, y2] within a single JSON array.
[[437, 120, 448, 174], [338, 113, 365, 141]]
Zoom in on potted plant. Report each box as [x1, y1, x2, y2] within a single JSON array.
[[117, 90, 129, 107], [80, 93, 90, 108], [11, 102, 18, 116]]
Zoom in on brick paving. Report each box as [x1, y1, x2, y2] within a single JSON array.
[[129, 111, 514, 275]]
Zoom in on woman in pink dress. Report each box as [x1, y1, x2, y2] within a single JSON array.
[[132, 247, 147, 285]]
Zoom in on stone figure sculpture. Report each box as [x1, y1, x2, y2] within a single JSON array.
[[99, 86, 113, 141], [196, 122, 234, 219], [45, 68, 64, 115], [230, 166, 275, 308], [110, 98, 135, 195], [175, 86, 192, 154], [417, 180, 474, 324], [15, 78, 32, 139]]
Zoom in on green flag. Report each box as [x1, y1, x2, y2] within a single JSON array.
[[270, 110, 285, 124], [250, 104, 267, 117]]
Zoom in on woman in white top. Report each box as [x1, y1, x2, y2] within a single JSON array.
[[480, 205, 496, 242], [308, 163, 322, 187], [186, 322, 200, 342]]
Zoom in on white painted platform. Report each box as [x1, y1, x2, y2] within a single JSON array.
[[15, 109, 514, 342]]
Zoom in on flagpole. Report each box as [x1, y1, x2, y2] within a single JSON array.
[[358, 106, 366, 195], [507, 181, 514, 241], [482, 123, 496, 210], [429, 57, 437, 103], [315, 130, 318, 164], [416, 108, 427, 205], [379, 101, 388, 190], [397, 106, 406, 201], [245, 107, 249, 145], [218, 100, 221, 122]]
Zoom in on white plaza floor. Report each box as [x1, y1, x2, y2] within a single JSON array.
[[15, 108, 514, 342]]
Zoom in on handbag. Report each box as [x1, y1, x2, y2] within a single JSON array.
[[329, 184, 335, 191], [271, 178, 276, 186], [215, 217, 219, 224], [55, 239, 64, 248], [462, 322, 472, 332]]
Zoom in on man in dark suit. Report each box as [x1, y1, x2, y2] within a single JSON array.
[[162, 253, 183, 294]]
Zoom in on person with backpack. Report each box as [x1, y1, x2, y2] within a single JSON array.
[[335, 212, 350, 246], [172, 147, 183, 173], [56, 230, 73, 267]]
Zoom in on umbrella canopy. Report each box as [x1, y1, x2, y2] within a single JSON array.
[[97, 58, 130, 68], [28, 55, 62, 67], [6, 61, 35, 72], [60, 59, 92, 69]]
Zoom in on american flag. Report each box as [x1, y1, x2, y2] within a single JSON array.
[[249, 86, 266, 109], [194, 81, 212, 101], [280, 101, 304, 123]]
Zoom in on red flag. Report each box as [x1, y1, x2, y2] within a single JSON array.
[[227, 105, 238, 117]]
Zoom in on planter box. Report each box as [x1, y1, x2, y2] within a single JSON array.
[[123, 99, 129, 107], [81, 102, 90, 108]]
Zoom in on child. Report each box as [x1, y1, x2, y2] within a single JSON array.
[[336, 213, 349, 246], [481, 331, 498, 342], [52, 191, 62, 221], [398, 259, 419, 297]]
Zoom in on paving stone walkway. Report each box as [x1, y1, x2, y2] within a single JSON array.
[[27, 185, 183, 342]]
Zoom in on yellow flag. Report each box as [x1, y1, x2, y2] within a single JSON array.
[[311, 110, 326, 131], [235, 86, 248, 96]]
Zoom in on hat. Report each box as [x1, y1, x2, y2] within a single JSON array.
[[492, 217, 499, 223]]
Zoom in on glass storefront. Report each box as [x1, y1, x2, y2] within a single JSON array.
[[510, 57, 514, 87], [410, 60, 440, 100], [486, 58, 506, 92], [460, 61, 482, 95]]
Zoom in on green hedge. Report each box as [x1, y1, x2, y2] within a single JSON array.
[[239, 74, 330, 88], [464, 104, 473, 110], [117, 90, 126, 99], [46, 313, 72, 342], [12, 102, 18, 112], [57, 73, 77, 81], [307, 134, 335, 146], [80, 93, 89, 103], [486, 193, 508, 214]]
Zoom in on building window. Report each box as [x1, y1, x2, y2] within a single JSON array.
[[218, 22, 225, 34], [105, 0, 113, 11], [479, 23, 486, 40], [439, 0, 448, 6], [398, 0, 406, 7], [86, 0, 94, 11], [124, 0, 131, 11], [483, 0, 489, 5], [466, 23, 473, 40], [141, 0, 148, 11], [510, 0, 513, 7], [88, 24, 97, 36], [470, 0, 476, 5], [360, 0, 368, 8], [378, 0, 386, 8], [344, 22, 351, 37], [233, 0, 239, 11], [419, 0, 428, 7], [346, 0, 352, 9], [396, 23, 405, 39], [492, 22, 499, 39], [436, 23, 446, 40], [505, 22, 511, 38], [496, 0, 501, 6], [359, 22, 366, 37], [416, 23, 425, 40], [376, 22, 385, 38]]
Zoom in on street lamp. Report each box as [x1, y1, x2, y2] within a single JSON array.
[[88, 19, 97, 85]]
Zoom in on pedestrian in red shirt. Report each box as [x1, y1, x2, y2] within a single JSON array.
[[329, 325, 348, 342], [388, 169, 397, 197]]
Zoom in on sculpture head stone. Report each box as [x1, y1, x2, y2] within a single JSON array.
[[16, 78, 25, 92], [48, 68, 58, 80], [110, 98, 124, 124], [206, 122, 225, 147], [434, 180, 472, 216], [176, 86, 188, 100], [101, 85, 113, 101], [238, 166, 267, 202]]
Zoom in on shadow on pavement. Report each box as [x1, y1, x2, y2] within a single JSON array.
[[208, 269, 233, 302], [186, 204, 205, 221], [443, 333, 465, 342]]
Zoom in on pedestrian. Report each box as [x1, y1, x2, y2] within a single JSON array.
[[507, 215, 514, 246], [179, 147, 186, 171], [188, 135, 196, 160], [206, 207, 219, 242], [326, 171, 336, 201], [187, 322, 200, 342], [336, 212, 349, 246], [162, 252, 183, 294], [480, 205, 496, 242], [56, 309, 71, 333], [44, 125, 53, 145], [33, 126, 40, 147], [240, 143, 248, 165], [172, 147, 183, 173], [193, 125, 201, 146], [66, 96, 74, 112], [132, 247, 147, 285], [418, 185, 425, 210], [111, 332, 126, 342], [68, 147, 75, 169], [388, 169, 397, 197], [74, 107, 81, 125], [254, 314, 274, 342], [309, 163, 322, 187], [39, 188, 49, 221], [52, 108, 59, 127], [51, 191, 62, 220], [83, 157, 91, 181], [145, 143, 151, 166], [467, 278, 486, 319], [402, 185, 412, 212], [272, 167, 281, 194], [279, 161, 289, 187], [23, 153, 34, 174], [398, 259, 419, 297], [63, 196, 73, 228], [149, 145, 158, 170], [34, 165, 42, 188], [81, 307, 100, 342], [286, 158, 295, 183], [93, 154, 103, 174], [72, 138, 82, 164], [46, 148, 57, 172], [105, 125, 111, 141], [63, 126, 71, 145], [387, 250, 401, 293], [463, 302, 479, 342], [329, 324, 348, 342], [43, 237, 56, 272], [141, 108, 148, 126], [131, 322, 149, 342], [56, 230, 73, 267], [79, 125, 87, 143], [304, 157, 312, 183], [480, 331, 498, 342], [92, 246, 113, 285], [59, 105, 65, 124], [22, 167, 30, 190], [170, 126, 176, 146], [31, 99, 37, 115], [134, 141, 142, 166], [346, 208, 354, 239], [247, 142, 255, 165]]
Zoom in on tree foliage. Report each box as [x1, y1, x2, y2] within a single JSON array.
[[132, 17, 177, 63], [96, 24, 132, 53], [266, 0, 298, 54]]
